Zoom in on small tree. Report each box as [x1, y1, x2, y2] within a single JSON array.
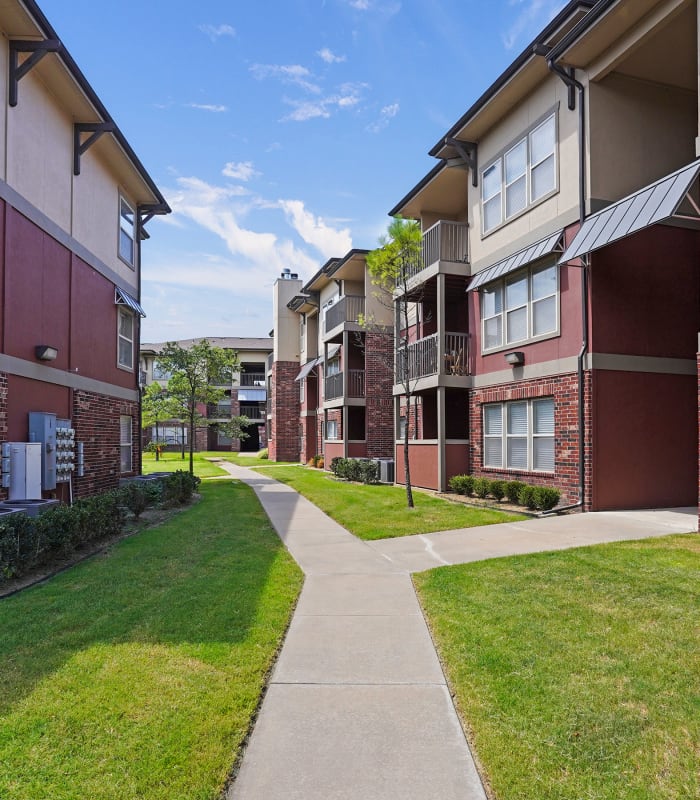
[[155, 340, 240, 475], [141, 383, 180, 461], [366, 217, 422, 508]]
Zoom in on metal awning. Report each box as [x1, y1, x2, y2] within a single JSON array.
[[295, 358, 320, 382], [560, 160, 700, 263], [325, 343, 341, 361], [468, 229, 564, 292], [115, 287, 146, 317]]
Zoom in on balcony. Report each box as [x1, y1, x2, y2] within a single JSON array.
[[395, 332, 469, 383], [240, 406, 266, 421], [324, 369, 366, 401], [240, 372, 266, 386], [401, 221, 469, 283], [324, 295, 365, 334]]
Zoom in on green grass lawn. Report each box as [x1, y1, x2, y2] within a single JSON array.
[[415, 534, 700, 800], [0, 480, 303, 800], [142, 451, 295, 475], [253, 465, 524, 540]]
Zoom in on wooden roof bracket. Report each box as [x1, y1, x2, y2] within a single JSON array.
[[73, 122, 117, 175], [9, 39, 62, 107]]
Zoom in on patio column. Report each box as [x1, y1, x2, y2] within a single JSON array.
[[437, 386, 446, 492], [437, 272, 446, 376]]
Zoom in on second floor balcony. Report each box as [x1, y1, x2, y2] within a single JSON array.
[[324, 369, 365, 401], [324, 295, 365, 335], [395, 332, 469, 383], [239, 406, 266, 421], [401, 220, 470, 284], [240, 372, 266, 387]]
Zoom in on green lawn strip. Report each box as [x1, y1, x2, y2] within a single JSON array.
[[252, 465, 524, 540], [415, 534, 700, 800], [141, 452, 229, 478], [0, 480, 303, 800]]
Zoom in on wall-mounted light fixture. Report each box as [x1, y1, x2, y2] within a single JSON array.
[[505, 351, 524, 366], [35, 345, 58, 361]]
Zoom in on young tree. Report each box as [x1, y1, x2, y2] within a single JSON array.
[[141, 382, 181, 461], [155, 339, 240, 475], [366, 216, 422, 508]]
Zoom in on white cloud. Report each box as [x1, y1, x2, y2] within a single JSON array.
[[278, 199, 352, 258], [250, 63, 321, 94], [366, 102, 399, 133], [282, 82, 368, 122], [348, 0, 370, 8], [502, 0, 566, 50], [317, 47, 346, 64], [187, 103, 228, 113], [222, 161, 260, 181], [199, 23, 236, 41]]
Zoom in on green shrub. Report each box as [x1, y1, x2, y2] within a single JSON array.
[[35, 504, 81, 557], [330, 457, 347, 477], [448, 475, 474, 496], [505, 480, 526, 505], [533, 486, 561, 511], [162, 470, 201, 507], [258, 448, 269, 459], [359, 460, 378, 484], [490, 480, 506, 501], [518, 484, 537, 510], [0, 513, 38, 579], [473, 477, 491, 499], [120, 482, 150, 519], [344, 459, 363, 482]]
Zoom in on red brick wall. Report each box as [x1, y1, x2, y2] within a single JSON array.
[[0, 373, 7, 500], [72, 390, 140, 498], [365, 331, 394, 458], [270, 361, 300, 461], [469, 372, 588, 507], [300, 414, 318, 463]]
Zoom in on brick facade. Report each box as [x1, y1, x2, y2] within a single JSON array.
[[300, 413, 318, 463], [365, 331, 395, 458], [270, 361, 300, 461], [72, 390, 140, 499], [469, 372, 590, 507]]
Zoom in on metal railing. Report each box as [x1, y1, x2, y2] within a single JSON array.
[[395, 332, 469, 382], [324, 295, 365, 333], [347, 369, 365, 398], [240, 372, 266, 386], [325, 372, 343, 400], [399, 221, 469, 283], [324, 369, 366, 400], [239, 406, 266, 421], [266, 353, 273, 372]]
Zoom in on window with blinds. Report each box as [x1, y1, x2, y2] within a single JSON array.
[[483, 398, 554, 472]]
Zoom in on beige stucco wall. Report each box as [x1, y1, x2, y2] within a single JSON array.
[[6, 69, 73, 231], [273, 277, 303, 362], [469, 75, 580, 270], [365, 278, 393, 327], [588, 73, 696, 204]]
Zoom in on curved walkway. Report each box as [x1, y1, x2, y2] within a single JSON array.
[[222, 462, 696, 799]]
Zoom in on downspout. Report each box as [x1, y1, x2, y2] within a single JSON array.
[[535, 46, 589, 512]]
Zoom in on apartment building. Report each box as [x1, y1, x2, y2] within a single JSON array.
[[0, 0, 169, 499], [389, 0, 699, 511], [268, 255, 394, 465], [140, 337, 273, 453]]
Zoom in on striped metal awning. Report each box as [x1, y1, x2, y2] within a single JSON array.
[[468, 229, 564, 292], [560, 160, 700, 263], [115, 287, 146, 317], [295, 358, 320, 382]]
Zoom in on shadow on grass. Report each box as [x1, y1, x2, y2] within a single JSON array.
[[0, 480, 297, 717]]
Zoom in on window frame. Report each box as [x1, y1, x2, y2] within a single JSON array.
[[120, 415, 133, 474], [479, 261, 559, 354], [118, 196, 137, 268], [326, 419, 338, 440], [117, 307, 135, 371], [480, 109, 558, 236], [482, 398, 555, 473]]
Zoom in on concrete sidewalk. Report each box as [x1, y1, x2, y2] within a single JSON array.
[[220, 463, 696, 799]]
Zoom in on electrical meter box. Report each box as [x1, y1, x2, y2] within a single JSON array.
[[55, 418, 76, 483], [28, 411, 57, 490], [7, 442, 42, 500]]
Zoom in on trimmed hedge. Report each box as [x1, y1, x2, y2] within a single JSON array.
[[447, 474, 561, 512], [329, 457, 378, 485]]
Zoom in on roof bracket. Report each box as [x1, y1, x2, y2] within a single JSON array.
[[9, 39, 62, 107], [73, 122, 116, 175], [445, 137, 478, 187]]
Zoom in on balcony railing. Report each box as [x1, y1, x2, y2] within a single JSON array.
[[324, 295, 365, 333], [266, 353, 273, 372], [324, 369, 365, 401], [395, 332, 469, 382], [400, 221, 470, 283], [240, 406, 266, 421], [240, 372, 266, 386]]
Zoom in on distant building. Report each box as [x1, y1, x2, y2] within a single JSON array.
[[140, 337, 274, 453], [0, 0, 169, 500]]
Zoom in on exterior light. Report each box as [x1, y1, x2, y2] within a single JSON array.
[[35, 345, 58, 361], [505, 351, 524, 366]]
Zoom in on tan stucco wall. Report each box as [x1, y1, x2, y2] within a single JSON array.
[[469, 75, 580, 270], [273, 278, 303, 362], [589, 73, 696, 203]]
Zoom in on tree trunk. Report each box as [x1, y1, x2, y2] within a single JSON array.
[[403, 404, 414, 508], [188, 416, 195, 475]]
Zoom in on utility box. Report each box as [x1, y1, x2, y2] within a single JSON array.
[[7, 442, 42, 500], [28, 411, 57, 490], [55, 418, 76, 484]]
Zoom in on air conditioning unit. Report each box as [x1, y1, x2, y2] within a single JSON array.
[[375, 458, 395, 484]]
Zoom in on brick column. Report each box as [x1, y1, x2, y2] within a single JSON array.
[[365, 330, 394, 459], [270, 361, 300, 462]]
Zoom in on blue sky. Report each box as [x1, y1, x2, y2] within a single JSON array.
[[39, 0, 568, 342]]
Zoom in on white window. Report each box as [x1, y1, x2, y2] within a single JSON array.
[[120, 416, 132, 473], [481, 113, 557, 234], [119, 197, 136, 266], [300, 379, 305, 403], [326, 357, 341, 377], [300, 316, 306, 351], [483, 398, 555, 472], [152, 360, 172, 381], [152, 426, 187, 445], [480, 262, 558, 352], [118, 308, 134, 370], [326, 420, 338, 439]]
